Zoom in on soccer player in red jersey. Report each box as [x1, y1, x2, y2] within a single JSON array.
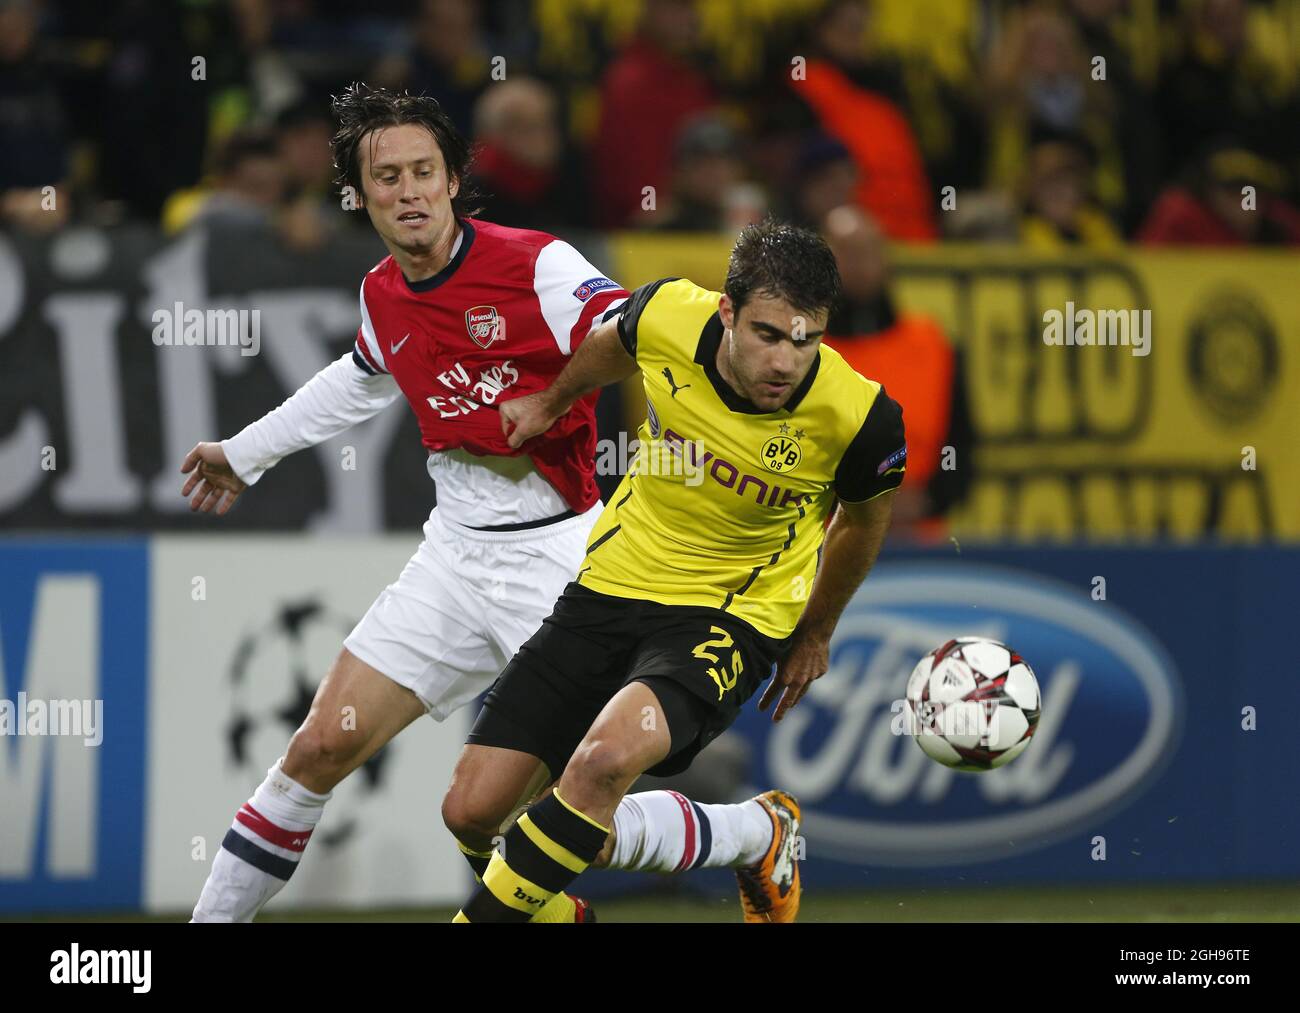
[[182, 85, 794, 923]]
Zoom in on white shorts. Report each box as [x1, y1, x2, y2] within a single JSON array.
[[343, 504, 601, 720]]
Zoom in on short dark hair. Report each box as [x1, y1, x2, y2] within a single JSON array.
[[724, 218, 842, 318], [330, 82, 481, 217]]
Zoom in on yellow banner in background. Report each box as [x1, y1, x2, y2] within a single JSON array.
[[607, 236, 1300, 542]]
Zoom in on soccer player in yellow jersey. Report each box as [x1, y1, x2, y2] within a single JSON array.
[[444, 220, 906, 922]]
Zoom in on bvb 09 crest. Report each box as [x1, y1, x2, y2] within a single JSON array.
[[759, 428, 802, 473]]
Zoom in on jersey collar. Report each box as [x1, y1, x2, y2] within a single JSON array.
[[402, 218, 475, 293], [693, 312, 820, 415]]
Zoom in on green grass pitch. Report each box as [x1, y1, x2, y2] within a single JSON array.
[[14, 883, 1300, 922]]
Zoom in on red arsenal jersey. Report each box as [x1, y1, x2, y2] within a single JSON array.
[[350, 219, 628, 513]]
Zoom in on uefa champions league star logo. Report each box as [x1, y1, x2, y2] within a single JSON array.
[[225, 599, 391, 848]]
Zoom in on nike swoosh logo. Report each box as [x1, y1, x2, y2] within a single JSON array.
[[390, 333, 411, 354]]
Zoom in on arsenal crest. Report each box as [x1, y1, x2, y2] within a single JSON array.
[[465, 305, 505, 348]]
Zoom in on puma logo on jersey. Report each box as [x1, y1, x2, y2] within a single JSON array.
[[662, 367, 691, 398], [390, 333, 411, 354]]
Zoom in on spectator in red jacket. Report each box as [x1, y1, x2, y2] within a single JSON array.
[[1138, 143, 1300, 246], [591, 0, 718, 228], [470, 77, 592, 233], [788, 0, 937, 242]]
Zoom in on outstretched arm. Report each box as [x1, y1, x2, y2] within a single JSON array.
[[500, 316, 639, 449], [180, 353, 401, 513]]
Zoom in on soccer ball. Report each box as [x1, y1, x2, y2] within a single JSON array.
[[904, 637, 1041, 771]]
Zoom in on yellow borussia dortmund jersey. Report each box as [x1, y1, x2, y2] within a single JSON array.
[[578, 278, 907, 640]]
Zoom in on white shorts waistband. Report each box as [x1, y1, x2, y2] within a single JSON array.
[[432, 502, 602, 544]]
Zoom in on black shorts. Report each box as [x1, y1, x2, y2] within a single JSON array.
[[468, 583, 788, 778]]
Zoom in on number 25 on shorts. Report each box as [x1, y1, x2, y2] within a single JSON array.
[[692, 626, 745, 700]]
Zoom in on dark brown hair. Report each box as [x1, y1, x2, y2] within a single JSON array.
[[725, 218, 842, 317], [330, 82, 481, 217]]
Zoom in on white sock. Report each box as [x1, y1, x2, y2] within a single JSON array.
[[608, 790, 772, 873], [191, 759, 331, 922]]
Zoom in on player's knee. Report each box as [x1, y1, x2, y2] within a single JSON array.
[[284, 720, 361, 787], [441, 792, 503, 847], [568, 738, 639, 797]]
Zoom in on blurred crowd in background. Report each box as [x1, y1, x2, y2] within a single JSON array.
[[4, 0, 1300, 249]]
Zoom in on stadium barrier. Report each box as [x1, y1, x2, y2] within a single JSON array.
[[2, 537, 1295, 912], [0, 536, 469, 914]]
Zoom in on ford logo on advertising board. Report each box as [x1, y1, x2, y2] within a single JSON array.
[[746, 563, 1183, 866]]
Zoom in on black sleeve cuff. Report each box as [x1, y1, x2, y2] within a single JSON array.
[[352, 347, 378, 376], [834, 387, 907, 502]]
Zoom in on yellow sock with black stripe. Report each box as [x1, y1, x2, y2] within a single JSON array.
[[454, 791, 609, 923], [528, 891, 577, 923], [454, 825, 574, 919], [456, 840, 494, 883]]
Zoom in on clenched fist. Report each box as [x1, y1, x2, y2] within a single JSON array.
[[499, 391, 567, 449]]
